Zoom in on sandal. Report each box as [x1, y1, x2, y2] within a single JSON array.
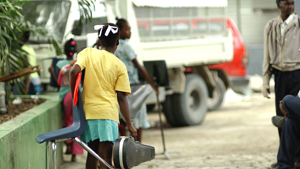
[[65, 144, 72, 154], [71, 155, 76, 162]]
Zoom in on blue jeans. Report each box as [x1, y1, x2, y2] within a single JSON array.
[[277, 95, 300, 168], [13, 81, 40, 95]]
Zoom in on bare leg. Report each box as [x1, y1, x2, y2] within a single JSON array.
[[137, 128, 142, 142], [119, 127, 127, 136], [98, 141, 113, 169], [86, 139, 99, 169], [98, 161, 101, 168], [65, 143, 71, 154], [71, 154, 76, 162]]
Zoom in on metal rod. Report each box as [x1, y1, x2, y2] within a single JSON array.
[[46, 141, 50, 169], [74, 137, 115, 169], [156, 94, 167, 152], [155, 94, 181, 160], [54, 138, 72, 143], [52, 142, 57, 169]]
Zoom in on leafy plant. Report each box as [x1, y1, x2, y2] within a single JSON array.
[[0, 0, 95, 104]]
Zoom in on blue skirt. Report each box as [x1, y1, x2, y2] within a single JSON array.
[[81, 119, 119, 144]]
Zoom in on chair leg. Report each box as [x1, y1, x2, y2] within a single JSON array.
[[46, 141, 51, 169], [73, 137, 114, 169], [52, 142, 57, 169]]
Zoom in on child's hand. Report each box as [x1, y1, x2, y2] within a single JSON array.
[[153, 86, 159, 95], [127, 124, 137, 137], [48, 66, 53, 73]]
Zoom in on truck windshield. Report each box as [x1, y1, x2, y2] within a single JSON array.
[[21, 1, 71, 43], [72, 3, 107, 36]]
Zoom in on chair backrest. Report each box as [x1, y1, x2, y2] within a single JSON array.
[[72, 72, 86, 134]]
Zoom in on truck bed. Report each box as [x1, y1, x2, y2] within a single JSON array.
[[135, 31, 234, 68]]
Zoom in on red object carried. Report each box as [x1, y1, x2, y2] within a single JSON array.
[[73, 72, 82, 106], [57, 65, 72, 87]]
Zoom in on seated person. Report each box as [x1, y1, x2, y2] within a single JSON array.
[[49, 39, 84, 162], [272, 94, 300, 169], [21, 31, 41, 95]]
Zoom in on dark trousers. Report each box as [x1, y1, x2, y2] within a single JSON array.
[[277, 95, 300, 168], [274, 69, 300, 137], [13, 82, 36, 95]]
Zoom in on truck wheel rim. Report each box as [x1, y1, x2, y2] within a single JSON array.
[[208, 87, 220, 106], [188, 90, 200, 111]]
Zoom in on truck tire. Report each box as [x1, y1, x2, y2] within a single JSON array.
[[162, 95, 178, 126], [208, 77, 226, 111], [172, 74, 208, 126]]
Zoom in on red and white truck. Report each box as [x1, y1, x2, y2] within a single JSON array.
[[23, 0, 249, 127], [207, 18, 250, 110]]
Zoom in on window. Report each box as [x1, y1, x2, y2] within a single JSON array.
[[173, 20, 189, 35], [173, 8, 189, 17], [153, 20, 170, 36], [153, 8, 170, 18], [135, 7, 150, 18], [134, 6, 226, 42], [72, 3, 108, 36], [21, 1, 71, 43]]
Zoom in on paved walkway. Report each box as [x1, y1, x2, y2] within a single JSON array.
[[59, 92, 278, 169]]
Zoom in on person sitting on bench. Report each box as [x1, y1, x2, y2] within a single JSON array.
[[272, 94, 300, 169]]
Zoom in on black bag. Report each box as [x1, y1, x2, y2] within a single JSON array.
[[50, 57, 63, 88], [113, 137, 155, 169]]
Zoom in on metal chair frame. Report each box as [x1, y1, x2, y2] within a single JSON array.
[[36, 73, 115, 169]]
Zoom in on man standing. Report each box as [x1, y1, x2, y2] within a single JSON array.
[[262, 0, 300, 168]]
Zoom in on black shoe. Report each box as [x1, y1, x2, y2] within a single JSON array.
[[271, 162, 278, 168], [295, 160, 300, 168], [272, 116, 285, 129], [269, 162, 295, 169]]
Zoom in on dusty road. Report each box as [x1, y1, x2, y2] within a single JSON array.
[[60, 91, 279, 169]]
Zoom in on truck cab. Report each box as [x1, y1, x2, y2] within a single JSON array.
[[208, 18, 250, 96]]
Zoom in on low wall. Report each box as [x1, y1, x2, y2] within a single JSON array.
[[0, 95, 63, 169]]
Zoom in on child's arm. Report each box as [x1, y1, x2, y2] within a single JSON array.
[[117, 91, 137, 137], [23, 76, 30, 94], [48, 66, 59, 82], [132, 58, 159, 95], [69, 64, 81, 98], [70, 60, 77, 66]]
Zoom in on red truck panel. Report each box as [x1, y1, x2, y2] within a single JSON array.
[[208, 18, 247, 77]]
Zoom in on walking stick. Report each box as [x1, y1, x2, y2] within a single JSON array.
[[155, 94, 180, 160]]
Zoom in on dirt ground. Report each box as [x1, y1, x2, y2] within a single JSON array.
[[0, 98, 46, 125], [59, 92, 279, 169]]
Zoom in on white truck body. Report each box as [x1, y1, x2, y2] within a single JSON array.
[[23, 0, 233, 126]]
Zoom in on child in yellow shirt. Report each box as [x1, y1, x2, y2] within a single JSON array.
[[69, 23, 137, 169]]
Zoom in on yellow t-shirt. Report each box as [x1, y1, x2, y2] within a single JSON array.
[[22, 45, 39, 79], [75, 48, 131, 122]]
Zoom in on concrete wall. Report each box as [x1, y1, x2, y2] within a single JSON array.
[[0, 95, 62, 169], [247, 45, 264, 76], [227, 0, 279, 45]]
